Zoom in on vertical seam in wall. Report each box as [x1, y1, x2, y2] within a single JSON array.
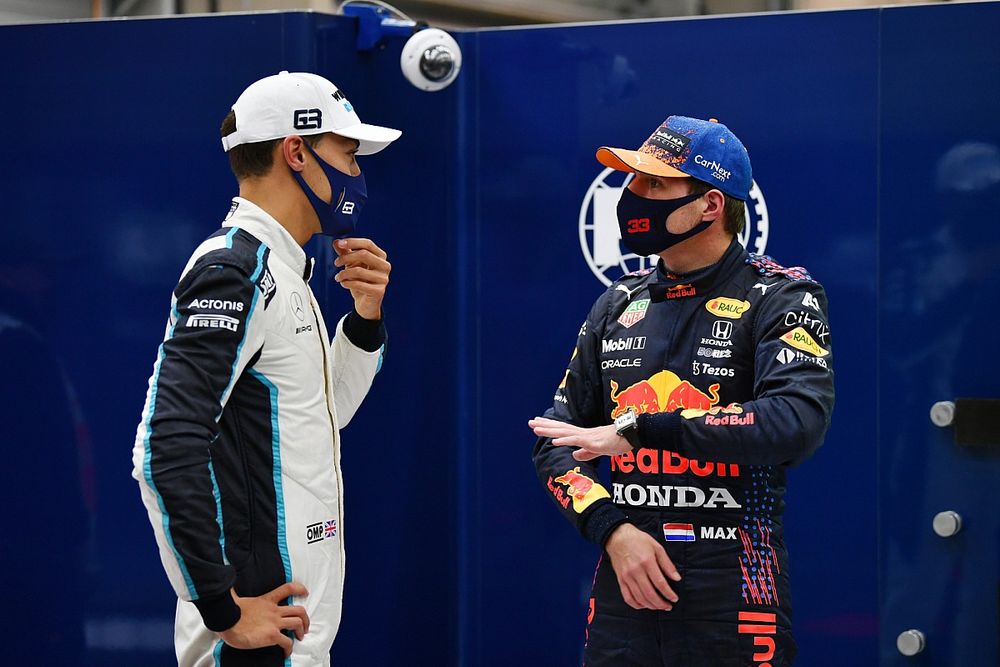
[[874, 4, 884, 652], [456, 28, 485, 667], [454, 29, 475, 667]]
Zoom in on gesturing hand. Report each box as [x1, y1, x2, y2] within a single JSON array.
[[333, 238, 390, 321], [605, 524, 682, 611], [528, 416, 632, 461], [219, 582, 311, 657]]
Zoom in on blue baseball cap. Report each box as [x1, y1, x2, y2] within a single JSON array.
[[596, 116, 752, 201]]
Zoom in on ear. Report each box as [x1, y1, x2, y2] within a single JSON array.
[[702, 189, 726, 222], [281, 135, 307, 172]]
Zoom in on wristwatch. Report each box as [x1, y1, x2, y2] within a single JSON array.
[[614, 409, 641, 449]]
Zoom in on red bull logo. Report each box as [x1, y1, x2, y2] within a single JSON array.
[[553, 468, 594, 501], [609, 370, 721, 419], [551, 467, 611, 514], [612, 448, 739, 478], [705, 412, 755, 426], [681, 403, 754, 426], [664, 283, 696, 299]]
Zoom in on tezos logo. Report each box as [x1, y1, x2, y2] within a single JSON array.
[[293, 108, 323, 130], [579, 168, 769, 286]]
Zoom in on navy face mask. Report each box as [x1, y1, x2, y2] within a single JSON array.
[[291, 141, 368, 239], [616, 186, 710, 256]]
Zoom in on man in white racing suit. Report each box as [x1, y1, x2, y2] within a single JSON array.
[[133, 71, 400, 666]]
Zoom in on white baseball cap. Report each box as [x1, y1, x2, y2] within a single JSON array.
[[221, 71, 401, 156]]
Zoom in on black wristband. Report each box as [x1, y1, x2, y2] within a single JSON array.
[[581, 500, 630, 547], [343, 308, 386, 352], [192, 591, 242, 632], [637, 410, 682, 451]]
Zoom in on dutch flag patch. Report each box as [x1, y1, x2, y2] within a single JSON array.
[[663, 523, 696, 541]]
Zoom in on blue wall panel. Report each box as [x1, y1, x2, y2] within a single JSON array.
[[0, 11, 456, 665], [2, 3, 998, 665], [878, 4, 1000, 665], [1, 13, 324, 665]]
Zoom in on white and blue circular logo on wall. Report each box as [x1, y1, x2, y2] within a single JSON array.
[[578, 168, 770, 286]]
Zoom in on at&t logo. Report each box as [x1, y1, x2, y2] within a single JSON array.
[[578, 168, 770, 286]]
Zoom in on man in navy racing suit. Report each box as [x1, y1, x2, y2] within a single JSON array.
[[531, 116, 834, 666]]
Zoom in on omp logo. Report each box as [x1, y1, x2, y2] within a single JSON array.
[[306, 519, 338, 544], [188, 314, 239, 332], [293, 108, 322, 130], [580, 169, 769, 286]]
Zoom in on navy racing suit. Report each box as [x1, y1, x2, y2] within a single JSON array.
[[533, 238, 834, 667]]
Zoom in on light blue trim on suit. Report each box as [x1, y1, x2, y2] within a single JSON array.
[[247, 369, 293, 589], [142, 304, 197, 597]]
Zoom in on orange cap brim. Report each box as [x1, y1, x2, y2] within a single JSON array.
[[596, 147, 688, 178]]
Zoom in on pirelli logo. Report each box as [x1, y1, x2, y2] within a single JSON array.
[[738, 611, 776, 665], [187, 314, 239, 332]]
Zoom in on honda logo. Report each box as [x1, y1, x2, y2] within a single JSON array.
[[712, 320, 733, 339]]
